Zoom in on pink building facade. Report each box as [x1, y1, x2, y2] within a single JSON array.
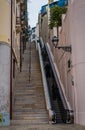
[[48, 0, 85, 125], [69, 0, 85, 125]]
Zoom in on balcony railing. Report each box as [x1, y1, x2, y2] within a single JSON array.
[[16, 17, 21, 33], [21, 4, 25, 10], [16, 26, 22, 33], [16, 0, 21, 3], [16, 17, 20, 25]]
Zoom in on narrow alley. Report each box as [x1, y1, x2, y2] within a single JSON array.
[[0, 42, 85, 130], [0, 0, 85, 129]]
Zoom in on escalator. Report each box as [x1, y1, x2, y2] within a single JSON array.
[[38, 39, 74, 124]]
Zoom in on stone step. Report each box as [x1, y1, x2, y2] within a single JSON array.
[[16, 80, 43, 84], [13, 108, 48, 113], [14, 92, 34, 96], [14, 101, 46, 105], [14, 88, 34, 91], [14, 104, 46, 110], [14, 91, 45, 98], [13, 116, 48, 121], [13, 112, 48, 117], [16, 80, 42, 84], [15, 85, 43, 89], [11, 119, 48, 125], [13, 115, 48, 120], [14, 96, 45, 100]]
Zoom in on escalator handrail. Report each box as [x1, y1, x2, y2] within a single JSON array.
[[45, 43, 72, 111], [37, 41, 55, 122], [45, 43, 74, 123]]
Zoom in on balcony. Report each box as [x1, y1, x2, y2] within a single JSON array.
[[21, 20, 25, 25], [21, 19, 27, 26], [21, 4, 25, 11], [16, 0, 21, 3], [20, 0, 24, 4], [16, 26, 22, 33], [16, 17, 21, 25], [16, 17, 21, 33]]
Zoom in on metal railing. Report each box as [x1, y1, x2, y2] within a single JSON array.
[[29, 39, 31, 83]]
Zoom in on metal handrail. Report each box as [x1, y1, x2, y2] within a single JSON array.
[[29, 40, 31, 83]]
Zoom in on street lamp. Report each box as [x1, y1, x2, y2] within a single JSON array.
[[52, 36, 72, 53]]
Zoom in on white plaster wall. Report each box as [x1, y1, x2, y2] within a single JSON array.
[[0, 43, 10, 113], [36, 23, 39, 39]]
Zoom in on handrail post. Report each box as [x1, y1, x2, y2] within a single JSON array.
[[29, 39, 31, 83]]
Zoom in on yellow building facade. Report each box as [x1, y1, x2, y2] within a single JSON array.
[[0, 0, 11, 126], [0, 0, 28, 126], [0, 0, 11, 44], [0, 0, 21, 126]]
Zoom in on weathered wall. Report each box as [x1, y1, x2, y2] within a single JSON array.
[[0, 43, 10, 125], [0, 0, 20, 125]]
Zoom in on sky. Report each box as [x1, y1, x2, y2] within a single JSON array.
[[28, 0, 48, 28]]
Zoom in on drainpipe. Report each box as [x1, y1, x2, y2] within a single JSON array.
[[10, 0, 13, 120], [20, 33, 22, 72], [20, 3, 22, 72]]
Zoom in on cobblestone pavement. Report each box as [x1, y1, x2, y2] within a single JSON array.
[[0, 124, 85, 130]]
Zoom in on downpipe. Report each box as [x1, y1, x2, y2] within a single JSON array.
[[10, 0, 13, 120]]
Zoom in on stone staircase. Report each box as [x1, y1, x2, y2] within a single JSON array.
[[12, 42, 49, 125]]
